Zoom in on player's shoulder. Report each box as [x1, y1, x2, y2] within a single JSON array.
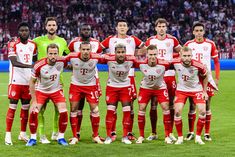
[[104, 35, 115, 40], [56, 36, 67, 42], [34, 58, 47, 69], [204, 38, 216, 45], [146, 35, 156, 41], [166, 34, 178, 41], [184, 39, 195, 46], [125, 55, 136, 61], [67, 52, 79, 59], [157, 59, 169, 65], [89, 37, 100, 42], [171, 57, 181, 64], [191, 59, 205, 68], [27, 39, 37, 46], [57, 56, 67, 62]]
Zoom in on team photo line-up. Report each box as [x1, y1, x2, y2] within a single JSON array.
[[6, 16, 220, 146]]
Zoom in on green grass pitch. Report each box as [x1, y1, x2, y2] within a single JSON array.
[[0, 71, 234, 157]]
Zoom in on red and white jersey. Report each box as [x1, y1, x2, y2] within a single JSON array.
[[185, 38, 218, 90], [139, 59, 169, 90], [66, 52, 102, 86], [101, 35, 144, 76], [105, 55, 136, 88], [172, 59, 207, 92], [32, 58, 67, 93], [68, 37, 102, 53], [145, 34, 180, 76], [8, 39, 37, 85]]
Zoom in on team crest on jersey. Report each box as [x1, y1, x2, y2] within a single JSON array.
[[166, 42, 171, 47], [88, 62, 94, 67], [144, 69, 147, 73], [11, 91, 16, 97], [29, 46, 33, 52], [203, 46, 208, 51], [189, 69, 194, 74], [156, 69, 161, 74], [56, 65, 63, 71], [45, 71, 48, 74], [111, 66, 115, 69], [126, 39, 131, 44], [19, 49, 23, 52]]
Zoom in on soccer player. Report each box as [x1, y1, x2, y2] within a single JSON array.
[[136, 45, 173, 144], [184, 22, 220, 141], [173, 46, 208, 145], [145, 18, 182, 141], [33, 17, 70, 143], [103, 43, 138, 144], [66, 41, 103, 144], [26, 44, 68, 146], [68, 24, 102, 140], [5, 22, 37, 145], [101, 19, 145, 141]]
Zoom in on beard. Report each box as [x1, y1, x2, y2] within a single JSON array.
[[48, 30, 56, 36]]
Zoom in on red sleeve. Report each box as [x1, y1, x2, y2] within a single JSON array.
[[211, 42, 219, 58], [32, 62, 41, 78], [101, 36, 112, 49], [158, 59, 170, 70], [133, 59, 147, 68], [7, 41, 17, 57], [173, 52, 180, 58], [145, 38, 151, 47], [131, 35, 143, 47], [96, 42, 103, 53], [195, 62, 207, 76], [173, 37, 180, 48], [68, 40, 75, 52], [213, 57, 220, 80]]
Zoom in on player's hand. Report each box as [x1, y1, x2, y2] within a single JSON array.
[[202, 91, 208, 101]]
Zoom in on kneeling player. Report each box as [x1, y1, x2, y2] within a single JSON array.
[[172, 46, 208, 145], [26, 44, 68, 146]]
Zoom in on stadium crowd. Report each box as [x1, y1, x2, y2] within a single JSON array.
[[0, 0, 235, 59]]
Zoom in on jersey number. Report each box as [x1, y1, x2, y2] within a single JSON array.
[[50, 74, 57, 81]]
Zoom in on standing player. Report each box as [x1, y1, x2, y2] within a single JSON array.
[[136, 45, 172, 144], [66, 41, 103, 144], [68, 24, 102, 140], [101, 19, 145, 140], [145, 18, 182, 141], [33, 17, 70, 143], [5, 22, 37, 145], [103, 43, 138, 144], [26, 44, 68, 146], [173, 46, 208, 145], [184, 22, 220, 141]]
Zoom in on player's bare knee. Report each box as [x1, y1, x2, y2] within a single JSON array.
[[91, 106, 99, 114]]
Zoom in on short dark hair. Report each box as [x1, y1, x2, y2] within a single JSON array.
[[147, 45, 157, 51], [45, 17, 57, 25], [192, 22, 205, 30], [115, 43, 126, 51], [116, 19, 128, 26], [17, 22, 30, 31], [47, 43, 59, 53], [155, 18, 168, 26], [180, 46, 192, 54], [80, 41, 91, 49]]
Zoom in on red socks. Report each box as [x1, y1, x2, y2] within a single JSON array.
[[138, 111, 145, 137], [70, 112, 78, 138], [106, 105, 116, 137], [59, 111, 68, 133], [90, 112, 100, 137], [20, 104, 29, 132], [77, 110, 83, 135], [196, 115, 206, 136], [6, 104, 17, 132], [205, 112, 212, 134], [163, 111, 171, 137], [174, 116, 183, 137], [122, 106, 131, 137]]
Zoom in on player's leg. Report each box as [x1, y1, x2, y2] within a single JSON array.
[[127, 76, 137, 140], [205, 96, 212, 141], [69, 101, 79, 145], [104, 86, 118, 144], [26, 103, 44, 146], [174, 91, 187, 144], [157, 89, 173, 144], [77, 98, 85, 139], [136, 88, 151, 144], [27, 90, 49, 146], [51, 105, 59, 140], [5, 84, 21, 145], [185, 98, 196, 141], [38, 102, 50, 144], [195, 102, 206, 145], [87, 86, 103, 144], [5, 98, 18, 145], [18, 98, 30, 142], [167, 76, 177, 141], [120, 86, 132, 144], [53, 90, 68, 146], [147, 96, 158, 141]]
